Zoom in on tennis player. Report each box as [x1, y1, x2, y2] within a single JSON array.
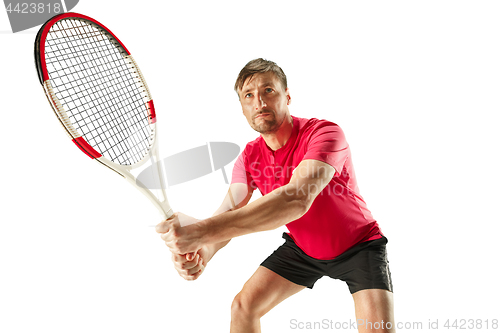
[[156, 58, 395, 333]]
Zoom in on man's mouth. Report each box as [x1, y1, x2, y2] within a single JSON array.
[[255, 112, 272, 119]]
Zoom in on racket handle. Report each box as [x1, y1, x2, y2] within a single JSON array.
[[160, 208, 174, 220]]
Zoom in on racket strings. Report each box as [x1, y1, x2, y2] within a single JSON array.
[[44, 18, 153, 165], [62, 19, 150, 164]]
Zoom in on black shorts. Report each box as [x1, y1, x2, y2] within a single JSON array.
[[260, 233, 393, 294]]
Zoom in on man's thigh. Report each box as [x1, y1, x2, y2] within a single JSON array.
[[352, 289, 395, 333], [233, 266, 306, 317]]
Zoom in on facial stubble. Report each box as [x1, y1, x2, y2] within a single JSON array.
[[251, 111, 286, 135]]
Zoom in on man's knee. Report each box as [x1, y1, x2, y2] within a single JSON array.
[[231, 292, 261, 319]]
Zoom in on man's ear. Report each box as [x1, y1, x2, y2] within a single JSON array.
[[286, 88, 291, 105]]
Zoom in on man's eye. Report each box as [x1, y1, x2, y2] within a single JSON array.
[[265, 88, 274, 93], [245, 93, 253, 98]]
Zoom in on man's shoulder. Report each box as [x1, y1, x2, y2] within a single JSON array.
[[240, 135, 262, 159], [294, 116, 342, 135], [243, 135, 262, 149]]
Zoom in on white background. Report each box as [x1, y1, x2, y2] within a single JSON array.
[[1, 1, 499, 332]]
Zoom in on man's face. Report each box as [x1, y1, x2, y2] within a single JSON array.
[[238, 72, 290, 134]]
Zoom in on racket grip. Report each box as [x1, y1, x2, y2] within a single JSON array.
[[159, 205, 174, 221]]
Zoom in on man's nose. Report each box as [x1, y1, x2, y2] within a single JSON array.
[[256, 94, 267, 109]]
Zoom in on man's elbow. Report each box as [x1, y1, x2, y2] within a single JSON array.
[[293, 197, 311, 220], [282, 185, 315, 219]]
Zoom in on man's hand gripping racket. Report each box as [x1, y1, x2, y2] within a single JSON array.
[[34, 13, 199, 262]]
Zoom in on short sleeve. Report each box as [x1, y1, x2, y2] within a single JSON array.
[[302, 121, 349, 176], [231, 150, 256, 188]]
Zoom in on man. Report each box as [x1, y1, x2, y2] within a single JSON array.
[[156, 58, 395, 333]]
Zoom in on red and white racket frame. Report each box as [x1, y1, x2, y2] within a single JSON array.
[[36, 13, 173, 220]]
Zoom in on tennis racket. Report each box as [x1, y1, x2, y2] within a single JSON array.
[[34, 13, 173, 221]]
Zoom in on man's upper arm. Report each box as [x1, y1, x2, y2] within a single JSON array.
[[213, 183, 254, 216], [223, 147, 255, 212], [227, 183, 254, 210], [230, 150, 256, 189], [287, 159, 335, 207], [302, 121, 349, 178]]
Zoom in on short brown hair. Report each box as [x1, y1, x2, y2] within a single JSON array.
[[234, 58, 287, 94]]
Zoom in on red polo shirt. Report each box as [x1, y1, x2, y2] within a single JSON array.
[[231, 116, 382, 260]]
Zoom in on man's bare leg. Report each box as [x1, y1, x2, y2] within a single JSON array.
[[352, 289, 395, 333], [230, 266, 306, 333]]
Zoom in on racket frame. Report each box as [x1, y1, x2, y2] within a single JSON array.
[[35, 12, 173, 220]]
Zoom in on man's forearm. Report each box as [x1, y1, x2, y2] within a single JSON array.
[[206, 239, 231, 262], [204, 196, 238, 259], [195, 184, 308, 246], [206, 206, 231, 259]]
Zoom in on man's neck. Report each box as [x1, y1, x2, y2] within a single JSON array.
[[261, 116, 294, 151]]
